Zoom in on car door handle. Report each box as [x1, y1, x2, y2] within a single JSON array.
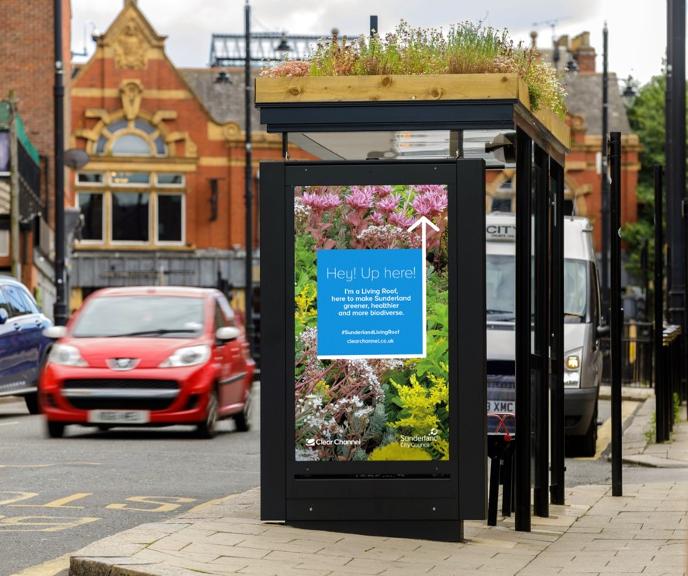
[[13, 323, 21, 331]]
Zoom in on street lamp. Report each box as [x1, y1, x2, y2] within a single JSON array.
[[621, 75, 638, 108], [275, 33, 292, 57]]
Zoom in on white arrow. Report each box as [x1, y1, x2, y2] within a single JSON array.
[[408, 216, 440, 357]]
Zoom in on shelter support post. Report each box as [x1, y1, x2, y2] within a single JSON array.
[[533, 145, 550, 518], [549, 160, 566, 505], [515, 128, 533, 531]]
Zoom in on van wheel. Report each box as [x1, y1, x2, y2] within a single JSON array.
[[24, 393, 40, 415], [195, 391, 218, 439], [46, 421, 65, 439], [578, 407, 598, 457], [234, 394, 251, 432]]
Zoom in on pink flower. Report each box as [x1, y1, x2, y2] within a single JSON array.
[[373, 185, 393, 198], [302, 192, 340, 212], [370, 212, 385, 225], [388, 212, 416, 229], [346, 187, 374, 210], [412, 189, 448, 217], [413, 185, 446, 196], [377, 193, 401, 214]]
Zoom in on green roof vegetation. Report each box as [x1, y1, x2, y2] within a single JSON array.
[[263, 21, 567, 118]]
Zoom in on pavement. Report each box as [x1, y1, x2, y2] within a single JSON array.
[[66, 407, 688, 576]]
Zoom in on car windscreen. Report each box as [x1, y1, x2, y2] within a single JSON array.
[[71, 296, 205, 338], [486, 255, 588, 323]]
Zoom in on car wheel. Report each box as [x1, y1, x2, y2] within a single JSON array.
[[46, 421, 65, 439], [24, 393, 40, 415], [195, 390, 218, 439], [234, 393, 251, 432]]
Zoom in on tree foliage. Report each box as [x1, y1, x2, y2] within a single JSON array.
[[624, 75, 666, 279]]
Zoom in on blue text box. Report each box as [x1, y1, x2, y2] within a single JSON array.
[[317, 248, 424, 358]]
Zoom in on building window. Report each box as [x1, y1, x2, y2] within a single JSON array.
[[76, 171, 184, 247], [157, 194, 183, 243], [97, 118, 167, 158], [112, 192, 149, 242], [111, 171, 150, 186], [0, 229, 8, 257], [77, 172, 104, 185], [78, 192, 104, 241], [157, 173, 184, 187], [111, 133, 151, 156]]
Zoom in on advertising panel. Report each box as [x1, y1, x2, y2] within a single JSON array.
[[294, 184, 449, 462]]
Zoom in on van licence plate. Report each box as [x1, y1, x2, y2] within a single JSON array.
[[88, 410, 150, 424], [487, 401, 515, 414]]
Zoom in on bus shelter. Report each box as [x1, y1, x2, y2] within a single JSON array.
[[256, 73, 570, 538]]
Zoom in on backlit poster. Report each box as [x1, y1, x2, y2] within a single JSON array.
[[294, 184, 449, 462]]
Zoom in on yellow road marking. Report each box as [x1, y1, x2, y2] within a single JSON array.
[[582, 400, 640, 461], [106, 495, 196, 513], [8, 553, 70, 576], [12, 492, 93, 509], [0, 492, 39, 506], [0, 515, 99, 532]]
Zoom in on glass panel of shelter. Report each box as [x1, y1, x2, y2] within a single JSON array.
[[284, 127, 561, 529]]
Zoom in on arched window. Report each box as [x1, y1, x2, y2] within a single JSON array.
[[96, 118, 167, 157], [111, 134, 151, 156]]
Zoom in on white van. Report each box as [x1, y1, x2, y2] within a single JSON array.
[[486, 213, 603, 456]]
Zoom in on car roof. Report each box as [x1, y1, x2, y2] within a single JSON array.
[[90, 286, 218, 299], [0, 275, 30, 289]]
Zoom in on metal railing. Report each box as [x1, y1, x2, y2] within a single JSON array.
[[601, 320, 654, 387], [656, 324, 681, 442]]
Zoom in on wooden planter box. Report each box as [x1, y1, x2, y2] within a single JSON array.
[[255, 73, 569, 149]]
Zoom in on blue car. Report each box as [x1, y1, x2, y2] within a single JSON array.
[[0, 277, 52, 414]]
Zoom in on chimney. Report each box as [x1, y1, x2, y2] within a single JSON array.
[[571, 31, 596, 74]]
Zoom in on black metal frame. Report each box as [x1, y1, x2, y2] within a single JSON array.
[[261, 159, 485, 542], [549, 160, 566, 505], [609, 132, 623, 496], [257, 95, 567, 534]]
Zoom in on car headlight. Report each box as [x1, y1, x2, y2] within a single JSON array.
[[159, 345, 210, 368], [564, 348, 582, 388], [48, 344, 88, 367]]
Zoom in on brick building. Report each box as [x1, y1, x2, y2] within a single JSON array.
[[68, 0, 306, 311], [0, 0, 72, 316], [486, 31, 640, 253]]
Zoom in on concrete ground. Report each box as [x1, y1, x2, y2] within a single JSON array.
[[66, 416, 688, 576]]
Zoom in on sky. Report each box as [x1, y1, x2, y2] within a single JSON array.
[[71, 0, 667, 85]]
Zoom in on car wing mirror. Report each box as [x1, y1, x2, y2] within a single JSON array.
[[216, 326, 241, 342], [596, 324, 610, 336], [0, 309, 8, 325], [43, 326, 67, 339]]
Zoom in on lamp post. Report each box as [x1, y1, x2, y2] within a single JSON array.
[[53, 0, 67, 326], [244, 0, 254, 354], [600, 22, 609, 321]]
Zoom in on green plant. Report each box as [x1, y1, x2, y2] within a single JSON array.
[[673, 392, 681, 424], [263, 21, 567, 118], [644, 410, 656, 444]]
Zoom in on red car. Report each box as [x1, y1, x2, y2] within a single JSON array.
[[40, 287, 255, 439]]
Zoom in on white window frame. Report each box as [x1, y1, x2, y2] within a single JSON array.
[[75, 172, 105, 187]]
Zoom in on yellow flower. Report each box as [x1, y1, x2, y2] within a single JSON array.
[[295, 282, 317, 325], [369, 442, 432, 461]]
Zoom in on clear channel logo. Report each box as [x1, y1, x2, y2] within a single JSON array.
[[306, 437, 361, 447]]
